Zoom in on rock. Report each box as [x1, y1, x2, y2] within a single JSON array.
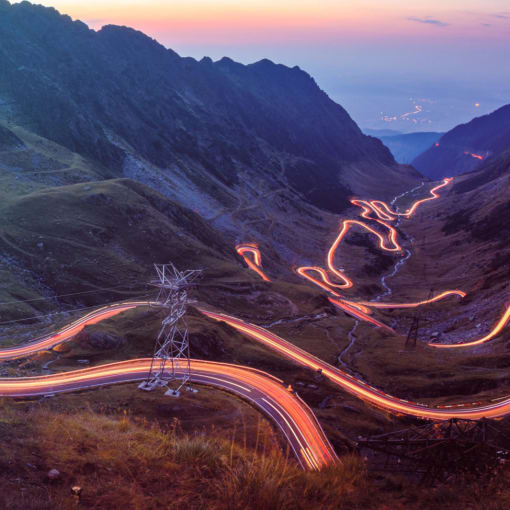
[[47, 468, 60, 480], [71, 485, 82, 496], [77, 329, 126, 350]]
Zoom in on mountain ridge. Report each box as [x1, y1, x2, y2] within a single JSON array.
[[0, 0, 420, 216], [413, 104, 510, 179]]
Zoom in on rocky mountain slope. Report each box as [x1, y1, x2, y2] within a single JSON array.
[[0, 0, 419, 219], [413, 104, 510, 179]]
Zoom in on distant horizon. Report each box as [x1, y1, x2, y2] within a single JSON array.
[[10, 0, 510, 132]]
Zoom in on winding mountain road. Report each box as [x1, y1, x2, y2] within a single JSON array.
[[2, 178, 510, 471], [201, 309, 510, 420], [0, 348, 335, 470], [237, 177, 510, 347]]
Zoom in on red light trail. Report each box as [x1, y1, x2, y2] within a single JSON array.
[[464, 151, 484, 160], [235, 243, 271, 282]]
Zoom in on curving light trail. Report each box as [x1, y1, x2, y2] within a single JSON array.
[[201, 309, 510, 420], [428, 301, 510, 349], [235, 180, 458, 327], [236, 177, 509, 346], [359, 290, 467, 310], [327, 298, 394, 332], [0, 356, 336, 470], [3, 298, 510, 465], [294, 178, 462, 326], [235, 243, 271, 282], [296, 267, 352, 295], [375, 177, 453, 218], [0, 301, 147, 360], [464, 152, 484, 161]]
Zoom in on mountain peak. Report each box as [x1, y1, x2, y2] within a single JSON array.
[[0, 2, 419, 213]]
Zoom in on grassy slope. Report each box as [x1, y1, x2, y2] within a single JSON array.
[[1, 397, 509, 509]]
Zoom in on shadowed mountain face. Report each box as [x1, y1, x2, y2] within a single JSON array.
[[0, 123, 24, 150], [379, 132, 442, 164], [413, 104, 510, 179], [451, 149, 510, 194], [0, 1, 419, 215]]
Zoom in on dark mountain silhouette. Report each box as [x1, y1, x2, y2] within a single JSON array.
[[413, 104, 510, 179], [379, 132, 442, 164], [0, 0, 419, 214]]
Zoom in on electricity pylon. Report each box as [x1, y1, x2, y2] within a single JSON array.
[[138, 263, 201, 397]]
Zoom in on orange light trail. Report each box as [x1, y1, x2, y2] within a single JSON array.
[[201, 309, 510, 421], [236, 243, 271, 282], [234, 176, 509, 346], [367, 177, 453, 218], [359, 290, 466, 309], [428, 301, 510, 349], [296, 266, 352, 296], [294, 178, 460, 326], [236, 178, 502, 345], [464, 151, 484, 160], [0, 302, 145, 360], [0, 356, 336, 470], [5, 300, 510, 467], [328, 298, 394, 331]]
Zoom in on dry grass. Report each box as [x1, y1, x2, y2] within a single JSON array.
[[0, 401, 368, 510], [1, 399, 510, 509]]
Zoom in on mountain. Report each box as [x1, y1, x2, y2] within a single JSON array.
[[452, 149, 510, 194], [0, 0, 419, 218], [379, 132, 442, 164], [363, 128, 402, 137], [413, 104, 510, 179]]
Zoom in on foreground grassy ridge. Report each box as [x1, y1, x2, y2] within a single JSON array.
[[1, 399, 510, 509], [0, 402, 369, 510]]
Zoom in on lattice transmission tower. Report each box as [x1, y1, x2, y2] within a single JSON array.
[[138, 263, 201, 397]]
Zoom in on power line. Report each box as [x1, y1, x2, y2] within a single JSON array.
[[0, 293, 151, 327], [0, 283, 149, 307]]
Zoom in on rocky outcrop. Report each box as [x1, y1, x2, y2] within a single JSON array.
[[77, 329, 126, 350]]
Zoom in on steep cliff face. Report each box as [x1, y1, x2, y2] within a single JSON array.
[[0, 1, 419, 215], [413, 104, 510, 179]]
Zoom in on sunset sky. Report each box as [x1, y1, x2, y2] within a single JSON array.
[[13, 0, 510, 131]]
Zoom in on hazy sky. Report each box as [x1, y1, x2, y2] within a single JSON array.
[[12, 0, 510, 132]]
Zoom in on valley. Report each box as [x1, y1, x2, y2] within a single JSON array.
[[0, 1, 510, 508]]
